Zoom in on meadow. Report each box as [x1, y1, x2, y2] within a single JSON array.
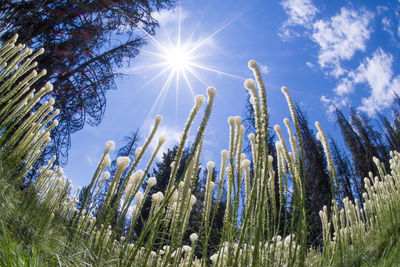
[[0, 35, 399, 266]]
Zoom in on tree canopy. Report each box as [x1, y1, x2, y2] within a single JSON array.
[[0, 0, 175, 166]]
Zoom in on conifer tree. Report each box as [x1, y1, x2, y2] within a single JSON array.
[[350, 109, 388, 166], [336, 108, 370, 192], [329, 138, 359, 201], [296, 105, 332, 246]]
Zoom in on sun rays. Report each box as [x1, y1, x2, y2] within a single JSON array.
[[130, 3, 252, 129]]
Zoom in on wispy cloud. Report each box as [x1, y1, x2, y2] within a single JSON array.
[[279, 0, 318, 39], [279, 3, 396, 117], [281, 0, 317, 26], [311, 7, 373, 78], [324, 48, 400, 116], [259, 64, 270, 74], [353, 48, 400, 115]]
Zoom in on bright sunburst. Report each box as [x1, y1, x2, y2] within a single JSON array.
[[133, 3, 250, 122], [165, 46, 190, 71]]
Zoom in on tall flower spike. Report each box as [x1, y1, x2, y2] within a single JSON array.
[[315, 121, 339, 200]]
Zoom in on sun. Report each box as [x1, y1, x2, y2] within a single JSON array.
[[133, 3, 249, 123], [165, 46, 191, 71]]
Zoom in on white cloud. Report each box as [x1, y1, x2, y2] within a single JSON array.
[[281, 0, 318, 27], [353, 48, 400, 115], [382, 17, 391, 33], [334, 76, 355, 96], [279, 0, 318, 39], [376, 5, 389, 15], [306, 61, 314, 68], [259, 64, 270, 74], [279, 3, 400, 116], [330, 48, 400, 116], [311, 7, 373, 77]]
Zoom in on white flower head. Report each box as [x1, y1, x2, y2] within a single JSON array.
[[210, 254, 219, 264], [283, 118, 290, 126], [155, 115, 163, 125], [228, 116, 235, 126], [248, 133, 255, 142], [159, 136, 166, 145], [275, 141, 282, 150], [248, 59, 258, 69], [190, 194, 197, 206], [148, 177, 157, 188], [244, 78, 256, 90], [206, 86, 216, 97], [152, 191, 164, 203], [44, 82, 53, 92], [135, 192, 144, 203], [234, 116, 241, 125], [190, 233, 198, 243], [207, 161, 215, 170], [182, 245, 192, 254], [274, 125, 282, 135], [195, 95, 206, 107], [116, 156, 130, 170], [241, 159, 251, 169], [171, 190, 179, 202], [105, 140, 115, 153]]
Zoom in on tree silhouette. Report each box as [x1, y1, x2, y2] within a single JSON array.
[[296, 105, 332, 247]]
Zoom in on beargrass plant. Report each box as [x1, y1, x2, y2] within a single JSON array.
[[0, 34, 399, 266]]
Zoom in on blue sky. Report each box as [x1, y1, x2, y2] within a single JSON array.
[[63, 0, 400, 187]]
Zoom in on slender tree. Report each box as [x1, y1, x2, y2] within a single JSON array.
[[296, 105, 332, 246], [336, 108, 371, 193], [329, 138, 358, 202], [350, 109, 388, 166]]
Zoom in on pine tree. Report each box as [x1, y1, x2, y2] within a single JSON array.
[[336, 108, 370, 193], [296, 105, 332, 246], [350, 109, 388, 166], [329, 138, 359, 201]]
